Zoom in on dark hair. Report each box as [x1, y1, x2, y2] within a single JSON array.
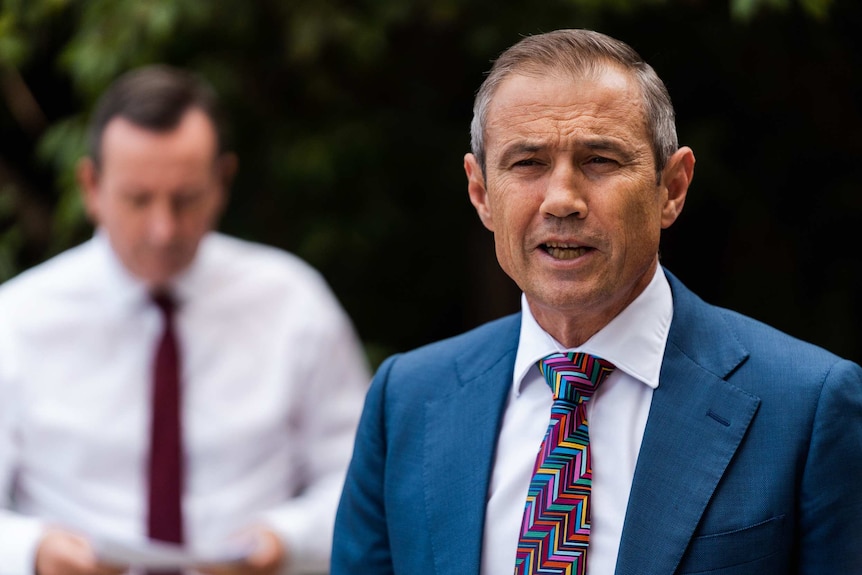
[[87, 64, 228, 168], [470, 29, 678, 181]]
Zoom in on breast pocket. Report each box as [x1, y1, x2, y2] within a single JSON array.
[[676, 515, 788, 574]]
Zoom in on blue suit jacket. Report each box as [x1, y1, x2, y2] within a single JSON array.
[[333, 271, 862, 574]]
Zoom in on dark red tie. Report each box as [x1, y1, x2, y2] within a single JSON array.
[[148, 293, 184, 557]]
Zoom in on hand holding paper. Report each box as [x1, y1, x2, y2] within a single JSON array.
[[194, 527, 287, 575], [35, 529, 127, 575], [90, 535, 253, 571], [88, 525, 283, 575]]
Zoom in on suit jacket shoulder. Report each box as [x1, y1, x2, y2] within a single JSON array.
[[333, 314, 521, 575], [380, 313, 521, 401], [666, 269, 845, 381], [616, 270, 862, 575]]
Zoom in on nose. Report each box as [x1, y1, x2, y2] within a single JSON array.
[[147, 202, 180, 245], [540, 164, 588, 219]]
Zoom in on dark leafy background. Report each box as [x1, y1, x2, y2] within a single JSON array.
[[1, 0, 860, 367]]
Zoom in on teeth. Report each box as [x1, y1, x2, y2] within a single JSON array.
[[545, 245, 588, 260]]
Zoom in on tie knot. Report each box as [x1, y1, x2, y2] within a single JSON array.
[[538, 352, 615, 404], [151, 292, 177, 318]]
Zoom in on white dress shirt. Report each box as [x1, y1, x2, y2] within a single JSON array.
[[0, 231, 370, 575], [481, 266, 673, 575]]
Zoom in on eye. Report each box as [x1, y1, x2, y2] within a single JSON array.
[[172, 192, 203, 211], [587, 156, 615, 165], [125, 194, 151, 209], [582, 155, 621, 175], [511, 158, 545, 169]]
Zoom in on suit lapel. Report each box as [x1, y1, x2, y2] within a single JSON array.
[[423, 316, 520, 575], [615, 273, 761, 574]]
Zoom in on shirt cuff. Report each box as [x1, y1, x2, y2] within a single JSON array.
[[0, 512, 44, 575], [257, 504, 335, 575]]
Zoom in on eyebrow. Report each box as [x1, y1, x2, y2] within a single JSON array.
[[496, 137, 637, 167], [582, 137, 637, 163], [496, 142, 545, 168]]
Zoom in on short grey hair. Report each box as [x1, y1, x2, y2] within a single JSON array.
[[469, 29, 678, 180]]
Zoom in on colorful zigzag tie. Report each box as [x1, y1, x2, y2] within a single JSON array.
[[514, 351, 615, 575]]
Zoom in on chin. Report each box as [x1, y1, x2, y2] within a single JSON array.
[[534, 283, 610, 313], [138, 258, 192, 288], [134, 267, 179, 290]]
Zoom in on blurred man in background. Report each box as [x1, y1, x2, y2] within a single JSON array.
[[0, 65, 370, 575]]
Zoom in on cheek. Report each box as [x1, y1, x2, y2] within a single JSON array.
[[619, 200, 662, 257], [487, 205, 522, 275], [490, 179, 538, 224], [490, 201, 528, 252], [192, 197, 224, 231], [100, 206, 135, 239]]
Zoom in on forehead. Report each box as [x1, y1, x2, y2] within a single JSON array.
[[484, 67, 649, 154], [100, 108, 219, 169]]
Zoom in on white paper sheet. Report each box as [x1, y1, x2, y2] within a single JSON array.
[[91, 536, 253, 570]]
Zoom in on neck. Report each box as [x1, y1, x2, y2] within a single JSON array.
[[528, 261, 659, 348], [529, 306, 611, 349]]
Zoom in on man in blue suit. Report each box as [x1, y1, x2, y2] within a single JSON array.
[[332, 29, 862, 574]]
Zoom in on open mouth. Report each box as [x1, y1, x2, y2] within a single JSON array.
[[541, 242, 591, 260]]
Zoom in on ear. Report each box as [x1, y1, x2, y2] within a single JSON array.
[[465, 153, 494, 232], [659, 146, 695, 229], [76, 157, 101, 224], [215, 151, 238, 213], [218, 152, 238, 188]]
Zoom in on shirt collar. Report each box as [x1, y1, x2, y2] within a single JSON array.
[[165, 233, 214, 305], [92, 229, 150, 308], [512, 265, 673, 394], [92, 228, 211, 309]]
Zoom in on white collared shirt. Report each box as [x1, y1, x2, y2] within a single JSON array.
[[481, 266, 673, 575], [0, 231, 370, 575]]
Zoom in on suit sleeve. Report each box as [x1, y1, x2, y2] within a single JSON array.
[[798, 358, 862, 573], [331, 355, 399, 575]]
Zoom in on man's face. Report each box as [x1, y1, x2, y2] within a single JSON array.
[[79, 108, 229, 289], [465, 67, 692, 342]]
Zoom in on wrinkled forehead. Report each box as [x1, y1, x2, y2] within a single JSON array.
[[484, 66, 647, 137], [490, 59, 643, 111]]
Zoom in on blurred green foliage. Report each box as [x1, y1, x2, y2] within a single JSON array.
[[0, 0, 859, 367]]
